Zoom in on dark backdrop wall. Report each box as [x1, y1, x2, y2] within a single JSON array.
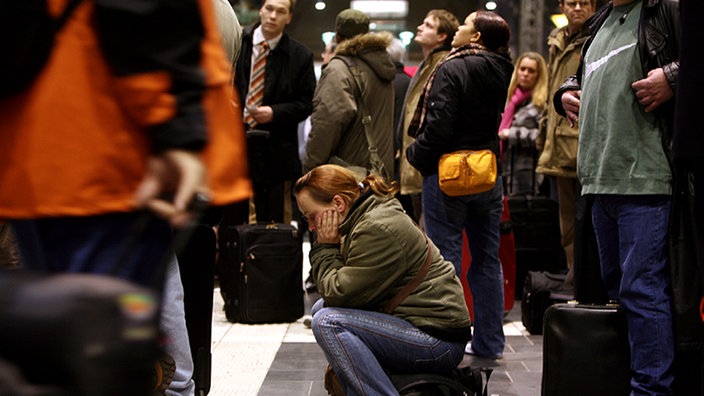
[[235, 0, 481, 63], [233, 0, 610, 64]]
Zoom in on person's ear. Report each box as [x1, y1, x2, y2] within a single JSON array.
[[436, 32, 447, 46], [332, 195, 346, 213], [470, 31, 482, 43]]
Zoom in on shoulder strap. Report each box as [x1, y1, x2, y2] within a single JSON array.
[[382, 235, 433, 314], [333, 55, 389, 180]]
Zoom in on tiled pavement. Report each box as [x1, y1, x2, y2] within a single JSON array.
[[209, 241, 544, 396]]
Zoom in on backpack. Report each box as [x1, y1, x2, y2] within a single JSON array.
[[0, 0, 83, 99], [325, 365, 492, 396]]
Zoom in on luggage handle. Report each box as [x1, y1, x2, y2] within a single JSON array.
[[507, 140, 539, 196]]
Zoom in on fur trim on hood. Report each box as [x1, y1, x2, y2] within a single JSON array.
[[336, 31, 392, 56], [335, 32, 396, 82]]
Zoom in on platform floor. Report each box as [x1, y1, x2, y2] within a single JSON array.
[[208, 241, 543, 396]]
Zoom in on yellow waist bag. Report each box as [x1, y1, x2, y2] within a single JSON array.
[[437, 149, 497, 196]]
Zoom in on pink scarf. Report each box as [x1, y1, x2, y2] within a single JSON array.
[[499, 86, 532, 156], [499, 86, 532, 132]]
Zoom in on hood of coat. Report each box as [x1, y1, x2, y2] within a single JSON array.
[[336, 32, 396, 82], [338, 190, 386, 237]]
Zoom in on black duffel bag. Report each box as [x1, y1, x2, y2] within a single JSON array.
[[521, 271, 571, 335]]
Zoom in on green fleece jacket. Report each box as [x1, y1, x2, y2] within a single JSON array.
[[310, 192, 471, 342]]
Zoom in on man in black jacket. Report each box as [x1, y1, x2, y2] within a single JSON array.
[[234, 0, 315, 224], [556, 0, 679, 393]]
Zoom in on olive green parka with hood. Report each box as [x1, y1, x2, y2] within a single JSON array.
[[304, 32, 396, 176], [309, 192, 472, 342]]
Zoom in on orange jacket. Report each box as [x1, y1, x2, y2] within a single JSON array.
[[0, 0, 251, 218]]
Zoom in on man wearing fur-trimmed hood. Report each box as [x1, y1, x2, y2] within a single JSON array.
[[303, 9, 396, 177]]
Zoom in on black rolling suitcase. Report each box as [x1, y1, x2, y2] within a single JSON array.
[[176, 224, 216, 396], [508, 194, 563, 282], [505, 148, 564, 298], [218, 223, 303, 324], [541, 303, 630, 396], [542, 201, 630, 395]]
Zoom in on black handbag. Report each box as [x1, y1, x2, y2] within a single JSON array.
[[542, 303, 630, 396]]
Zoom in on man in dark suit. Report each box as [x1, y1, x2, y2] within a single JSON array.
[[234, 0, 315, 224]]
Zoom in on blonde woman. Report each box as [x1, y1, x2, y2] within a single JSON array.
[[499, 52, 548, 195]]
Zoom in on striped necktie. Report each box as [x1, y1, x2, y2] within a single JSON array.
[[244, 41, 269, 128]]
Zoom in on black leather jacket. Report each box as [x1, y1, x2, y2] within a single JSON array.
[[554, 0, 680, 134]]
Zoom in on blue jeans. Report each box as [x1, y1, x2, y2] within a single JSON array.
[[11, 212, 172, 286], [162, 256, 195, 396], [311, 299, 465, 396], [422, 174, 505, 357], [592, 195, 674, 396]]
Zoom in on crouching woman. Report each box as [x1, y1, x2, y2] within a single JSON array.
[[294, 164, 471, 395]]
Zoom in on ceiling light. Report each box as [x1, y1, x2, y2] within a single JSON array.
[[551, 14, 568, 28], [399, 31, 414, 46], [322, 31, 335, 45]]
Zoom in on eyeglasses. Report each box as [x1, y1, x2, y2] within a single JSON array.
[[564, 0, 591, 8]]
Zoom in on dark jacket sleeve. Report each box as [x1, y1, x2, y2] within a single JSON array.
[[653, 0, 680, 93], [93, 0, 208, 153], [406, 62, 462, 176], [553, 74, 581, 118]]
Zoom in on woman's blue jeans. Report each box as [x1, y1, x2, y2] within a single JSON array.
[[311, 299, 465, 396], [592, 194, 674, 395], [422, 174, 505, 357]]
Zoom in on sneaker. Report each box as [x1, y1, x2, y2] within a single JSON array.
[[464, 344, 503, 360]]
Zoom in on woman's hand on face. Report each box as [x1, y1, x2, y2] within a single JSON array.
[[316, 209, 341, 244]]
